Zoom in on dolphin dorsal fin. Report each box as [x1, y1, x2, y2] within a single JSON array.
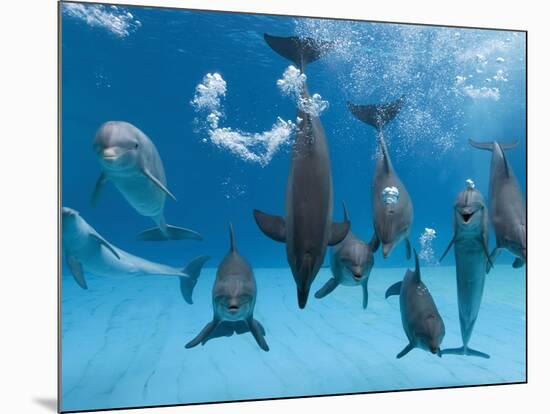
[[342, 201, 350, 222], [412, 248, 421, 283], [229, 223, 236, 252]]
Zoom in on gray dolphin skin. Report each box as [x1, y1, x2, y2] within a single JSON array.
[[315, 203, 375, 309], [61, 207, 209, 303], [185, 224, 269, 351], [253, 34, 350, 309], [92, 121, 202, 241], [469, 139, 526, 269], [439, 182, 492, 358], [385, 250, 445, 358], [347, 97, 413, 260]]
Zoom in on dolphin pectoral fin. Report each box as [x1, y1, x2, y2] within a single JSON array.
[[439, 236, 456, 263], [486, 247, 500, 274], [480, 238, 494, 268], [137, 225, 202, 241], [328, 221, 350, 246], [185, 320, 219, 349], [178, 255, 210, 304], [396, 343, 414, 359], [248, 318, 269, 352], [91, 172, 108, 207], [90, 233, 120, 260], [385, 281, 402, 299], [512, 258, 525, 268], [405, 238, 412, 260], [142, 168, 177, 202], [314, 277, 339, 299], [66, 256, 87, 290], [361, 279, 369, 310], [441, 346, 490, 359], [369, 234, 380, 253], [253, 210, 286, 242]]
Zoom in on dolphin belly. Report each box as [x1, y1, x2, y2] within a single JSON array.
[[110, 173, 165, 218], [454, 245, 487, 346]]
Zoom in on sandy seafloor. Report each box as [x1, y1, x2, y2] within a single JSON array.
[[61, 264, 525, 412]]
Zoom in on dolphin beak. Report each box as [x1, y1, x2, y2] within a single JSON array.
[[102, 148, 119, 160], [297, 287, 310, 309], [382, 243, 393, 258], [351, 267, 363, 281]]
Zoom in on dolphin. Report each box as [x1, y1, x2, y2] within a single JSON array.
[[348, 97, 413, 260], [62, 207, 209, 302], [385, 249, 445, 358], [315, 203, 375, 309], [91, 120, 202, 241], [439, 180, 492, 358], [253, 34, 350, 309], [469, 139, 526, 269], [185, 224, 269, 352]]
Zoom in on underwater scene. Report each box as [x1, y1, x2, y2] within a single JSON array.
[[60, 2, 526, 412]]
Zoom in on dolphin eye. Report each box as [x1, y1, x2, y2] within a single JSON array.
[[134, 143, 139, 149]]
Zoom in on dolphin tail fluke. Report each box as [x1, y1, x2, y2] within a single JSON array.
[[468, 139, 519, 151], [264, 34, 333, 71], [179, 255, 210, 304], [347, 96, 405, 131], [440, 346, 490, 359], [328, 220, 351, 246], [314, 277, 339, 299], [137, 225, 202, 241], [385, 281, 402, 299], [253, 209, 286, 242]]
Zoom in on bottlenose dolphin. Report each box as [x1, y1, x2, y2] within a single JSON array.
[[348, 97, 413, 259], [469, 139, 526, 269], [315, 203, 375, 309], [253, 34, 350, 309], [62, 207, 209, 302], [385, 249, 445, 358], [92, 121, 202, 241], [185, 224, 269, 351], [439, 181, 492, 358]]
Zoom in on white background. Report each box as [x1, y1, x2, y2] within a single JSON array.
[[0, 0, 547, 413]]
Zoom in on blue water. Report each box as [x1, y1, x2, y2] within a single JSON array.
[[60, 3, 526, 412]]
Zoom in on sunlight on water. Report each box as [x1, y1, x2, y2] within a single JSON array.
[[63, 3, 142, 38], [294, 19, 524, 159]]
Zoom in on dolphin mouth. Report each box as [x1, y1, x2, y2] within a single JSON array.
[[228, 305, 239, 312], [102, 155, 120, 161], [352, 272, 363, 281], [461, 212, 474, 223]]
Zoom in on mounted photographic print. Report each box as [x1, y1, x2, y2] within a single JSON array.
[[59, 1, 527, 412]]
